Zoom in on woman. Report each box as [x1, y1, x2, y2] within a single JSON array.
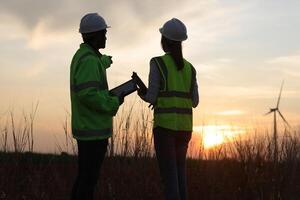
[[139, 18, 199, 200]]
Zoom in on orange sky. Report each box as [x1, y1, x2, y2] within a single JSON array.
[[0, 0, 300, 152]]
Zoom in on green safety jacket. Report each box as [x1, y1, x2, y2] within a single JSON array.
[[70, 43, 119, 140], [153, 54, 196, 132]]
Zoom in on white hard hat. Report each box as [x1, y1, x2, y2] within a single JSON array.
[[79, 13, 110, 33], [159, 18, 187, 41]]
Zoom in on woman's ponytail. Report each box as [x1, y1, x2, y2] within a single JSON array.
[[161, 36, 184, 70]]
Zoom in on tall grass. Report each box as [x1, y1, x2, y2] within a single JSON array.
[[110, 101, 154, 158], [0, 102, 39, 153], [1, 101, 299, 161], [0, 101, 300, 199], [57, 110, 77, 155], [0, 116, 8, 152]]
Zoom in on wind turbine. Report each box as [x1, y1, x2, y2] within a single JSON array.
[[265, 81, 290, 162]]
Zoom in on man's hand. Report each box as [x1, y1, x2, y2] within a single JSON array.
[[108, 56, 113, 64], [100, 55, 113, 69]]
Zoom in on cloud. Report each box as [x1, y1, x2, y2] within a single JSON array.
[[201, 84, 300, 100], [266, 53, 300, 78], [27, 20, 76, 50], [0, 0, 67, 29], [0, 14, 28, 40], [186, 2, 246, 46], [267, 53, 300, 65], [0, 0, 243, 49], [0, 0, 188, 32]]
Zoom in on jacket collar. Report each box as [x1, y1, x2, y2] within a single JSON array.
[[80, 43, 102, 58], [80, 43, 111, 69]]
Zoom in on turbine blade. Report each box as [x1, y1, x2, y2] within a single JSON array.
[[277, 110, 291, 127], [276, 80, 284, 108], [264, 111, 272, 116]]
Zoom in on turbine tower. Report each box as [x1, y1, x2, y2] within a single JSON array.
[[265, 81, 290, 162]]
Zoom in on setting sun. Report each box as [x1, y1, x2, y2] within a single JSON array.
[[193, 125, 246, 148]]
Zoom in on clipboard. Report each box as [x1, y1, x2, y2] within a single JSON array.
[[109, 72, 147, 98], [109, 79, 138, 97]]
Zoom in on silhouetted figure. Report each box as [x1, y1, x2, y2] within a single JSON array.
[[139, 18, 199, 200], [70, 13, 123, 200]]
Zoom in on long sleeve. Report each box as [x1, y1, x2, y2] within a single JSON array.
[[192, 70, 199, 108], [141, 58, 161, 105]]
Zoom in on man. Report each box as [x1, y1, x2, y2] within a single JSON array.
[[70, 13, 123, 200]]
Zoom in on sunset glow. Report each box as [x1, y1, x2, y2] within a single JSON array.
[[194, 125, 246, 149]]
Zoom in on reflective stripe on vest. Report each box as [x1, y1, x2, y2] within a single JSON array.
[[72, 128, 112, 137], [154, 107, 192, 115], [71, 81, 107, 93], [153, 57, 168, 90], [158, 91, 192, 98]]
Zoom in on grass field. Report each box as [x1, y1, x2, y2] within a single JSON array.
[[0, 105, 300, 199], [0, 151, 300, 200]]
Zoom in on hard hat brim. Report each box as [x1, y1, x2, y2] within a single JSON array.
[[159, 28, 187, 42], [79, 25, 111, 34]]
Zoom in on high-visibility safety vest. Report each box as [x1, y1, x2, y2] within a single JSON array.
[[153, 53, 196, 132], [70, 43, 119, 140]]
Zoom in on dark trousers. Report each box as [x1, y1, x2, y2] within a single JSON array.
[[71, 139, 108, 200], [154, 127, 192, 200]]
